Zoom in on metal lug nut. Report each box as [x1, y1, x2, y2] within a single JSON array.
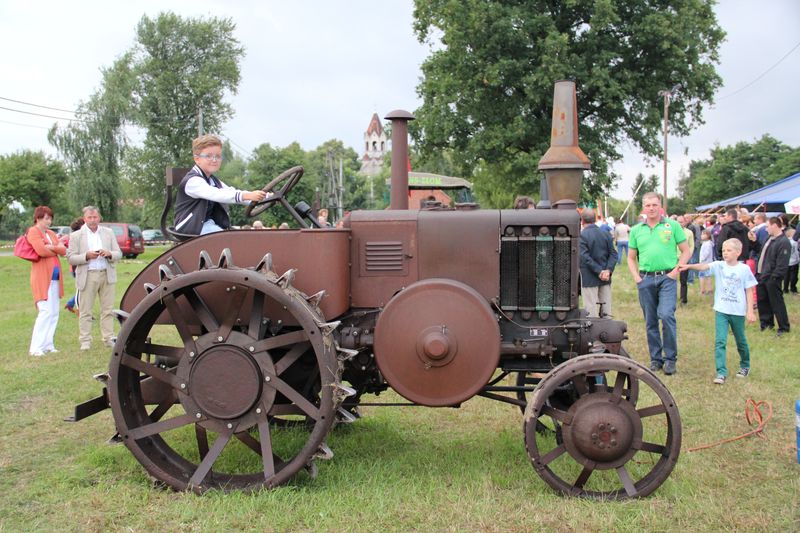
[[180, 383, 186, 389], [249, 346, 255, 352], [227, 423, 233, 429], [217, 336, 223, 342], [196, 413, 202, 419], [256, 408, 262, 414], [264, 376, 271, 382]]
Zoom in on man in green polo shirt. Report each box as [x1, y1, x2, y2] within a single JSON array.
[[627, 192, 692, 375]]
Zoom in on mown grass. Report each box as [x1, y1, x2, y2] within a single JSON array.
[[0, 246, 798, 532]]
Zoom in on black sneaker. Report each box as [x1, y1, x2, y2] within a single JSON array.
[[649, 361, 663, 372], [663, 361, 677, 375], [736, 368, 750, 378]]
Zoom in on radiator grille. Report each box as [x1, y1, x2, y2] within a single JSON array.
[[535, 236, 554, 311], [554, 237, 571, 310], [500, 238, 518, 309], [500, 227, 573, 311], [364, 241, 404, 272]]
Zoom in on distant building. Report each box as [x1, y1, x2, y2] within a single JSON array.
[[360, 113, 388, 176]]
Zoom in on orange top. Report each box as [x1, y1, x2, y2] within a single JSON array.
[[26, 226, 66, 305]]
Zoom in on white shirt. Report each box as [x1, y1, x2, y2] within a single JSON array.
[[87, 227, 109, 271], [708, 261, 757, 316], [185, 174, 250, 205]]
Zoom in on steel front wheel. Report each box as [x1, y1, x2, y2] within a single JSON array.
[[108, 250, 345, 492], [523, 354, 681, 499]]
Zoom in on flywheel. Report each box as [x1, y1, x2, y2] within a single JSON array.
[[373, 278, 500, 406]]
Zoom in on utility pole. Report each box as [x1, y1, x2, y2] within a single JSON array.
[[658, 84, 680, 213], [197, 106, 204, 136]]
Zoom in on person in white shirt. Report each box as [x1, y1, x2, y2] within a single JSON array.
[[67, 206, 122, 351]]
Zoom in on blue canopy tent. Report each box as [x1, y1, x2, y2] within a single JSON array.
[[695, 171, 800, 212]]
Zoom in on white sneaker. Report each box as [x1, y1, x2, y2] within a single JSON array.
[[712, 375, 726, 385], [30, 351, 45, 357], [80, 343, 91, 351]]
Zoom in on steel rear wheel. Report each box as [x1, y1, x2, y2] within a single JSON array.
[[108, 250, 344, 492], [524, 354, 681, 499]]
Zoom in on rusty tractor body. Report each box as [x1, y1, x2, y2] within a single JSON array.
[[74, 81, 681, 499]]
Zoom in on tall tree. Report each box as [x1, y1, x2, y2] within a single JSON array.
[[128, 12, 244, 207], [679, 135, 800, 209], [48, 55, 133, 220], [412, 0, 724, 205]]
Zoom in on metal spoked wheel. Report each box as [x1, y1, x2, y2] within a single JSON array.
[[108, 250, 346, 492], [524, 354, 681, 499]]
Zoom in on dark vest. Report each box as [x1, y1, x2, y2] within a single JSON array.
[[173, 165, 231, 235]]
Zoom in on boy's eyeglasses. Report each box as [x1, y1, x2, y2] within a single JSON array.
[[196, 154, 224, 162]]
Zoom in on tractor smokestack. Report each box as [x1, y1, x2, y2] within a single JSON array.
[[537, 80, 590, 207], [385, 109, 415, 210]]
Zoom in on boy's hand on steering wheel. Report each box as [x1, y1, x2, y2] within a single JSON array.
[[243, 190, 268, 202]]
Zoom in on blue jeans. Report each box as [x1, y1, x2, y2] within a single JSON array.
[[637, 274, 678, 364], [688, 248, 700, 282], [617, 241, 628, 264], [200, 219, 224, 235]]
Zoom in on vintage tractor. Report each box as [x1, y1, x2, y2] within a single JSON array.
[[72, 81, 681, 499]]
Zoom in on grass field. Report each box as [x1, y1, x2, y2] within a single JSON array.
[[0, 246, 798, 532]]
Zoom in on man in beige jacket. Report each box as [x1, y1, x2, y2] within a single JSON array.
[[67, 206, 122, 350]]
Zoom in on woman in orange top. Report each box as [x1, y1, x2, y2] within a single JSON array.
[[26, 206, 66, 356]]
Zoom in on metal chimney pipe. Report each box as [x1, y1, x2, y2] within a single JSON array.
[[385, 109, 415, 210], [537, 80, 590, 206]]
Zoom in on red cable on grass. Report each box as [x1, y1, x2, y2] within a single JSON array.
[[687, 399, 772, 452]]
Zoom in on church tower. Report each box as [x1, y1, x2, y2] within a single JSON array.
[[360, 113, 388, 176]]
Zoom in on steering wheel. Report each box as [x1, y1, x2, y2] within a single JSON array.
[[245, 166, 304, 218]]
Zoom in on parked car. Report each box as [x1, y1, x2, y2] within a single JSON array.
[[141, 229, 164, 243], [100, 222, 145, 259], [51, 226, 71, 237]]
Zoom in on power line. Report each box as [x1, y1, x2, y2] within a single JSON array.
[[0, 118, 52, 130], [717, 39, 800, 101], [223, 135, 252, 156], [0, 95, 81, 115], [0, 105, 85, 122]]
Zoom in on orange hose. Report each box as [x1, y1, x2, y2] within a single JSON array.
[[687, 398, 772, 452]]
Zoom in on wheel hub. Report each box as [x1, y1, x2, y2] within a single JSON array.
[[565, 393, 637, 464], [189, 347, 262, 419]]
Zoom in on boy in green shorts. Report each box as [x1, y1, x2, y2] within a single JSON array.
[[679, 238, 757, 384]]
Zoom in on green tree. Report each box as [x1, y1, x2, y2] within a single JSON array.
[[412, 0, 724, 204], [304, 140, 361, 216], [0, 150, 69, 220], [48, 55, 133, 220], [679, 135, 800, 209], [127, 12, 245, 206]]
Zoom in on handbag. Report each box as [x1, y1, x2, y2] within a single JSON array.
[[14, 233, 40, 262]]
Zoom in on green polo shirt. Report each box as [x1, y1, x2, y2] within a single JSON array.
[[629, 218, 687, 271]]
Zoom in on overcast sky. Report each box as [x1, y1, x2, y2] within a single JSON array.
[[2, 1, 799, 200]]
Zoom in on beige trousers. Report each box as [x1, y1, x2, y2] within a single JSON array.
[[79, 270, 116, 344], [582, 284, 612, 318]]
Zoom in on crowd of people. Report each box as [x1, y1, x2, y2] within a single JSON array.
[[579, 193, 797, 384]]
